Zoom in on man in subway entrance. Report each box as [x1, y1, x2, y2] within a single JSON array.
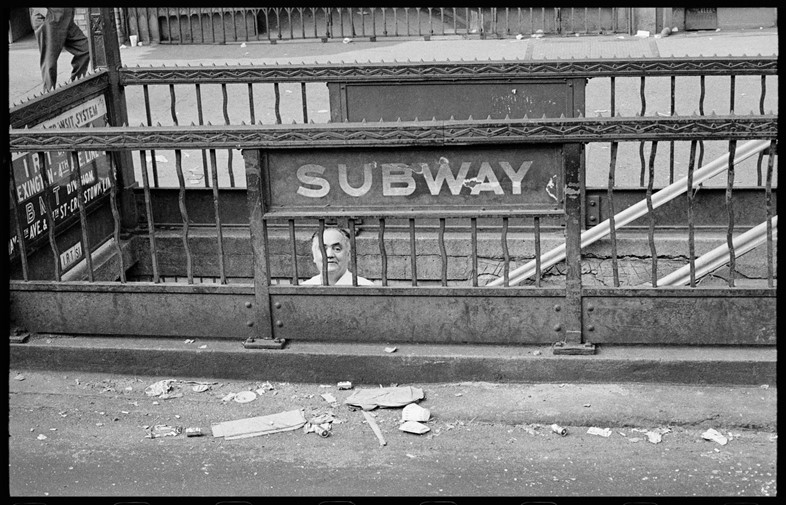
[[302, 227, 374, 286]]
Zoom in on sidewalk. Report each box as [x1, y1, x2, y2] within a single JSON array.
[[8, 27, 778, 106]]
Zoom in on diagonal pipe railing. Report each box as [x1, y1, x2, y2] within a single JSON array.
[[657, 216, 778, 287], [487, 138, 773, 287]]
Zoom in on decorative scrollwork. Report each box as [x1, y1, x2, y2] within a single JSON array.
[[119, 57, 777, 85], [9, 116, 778, 152]]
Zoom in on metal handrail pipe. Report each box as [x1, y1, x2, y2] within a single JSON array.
[[657, 217, 778, 287], [488, 139, 772, 286]]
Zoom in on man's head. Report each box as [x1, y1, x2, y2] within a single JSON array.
[[311, 227, 351, 284]]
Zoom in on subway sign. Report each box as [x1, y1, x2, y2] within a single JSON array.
[[8, 95, 113, 269], [265, 145, 565, 213]]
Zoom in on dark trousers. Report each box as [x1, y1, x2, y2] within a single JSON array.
[[30, 8, 90, 92]]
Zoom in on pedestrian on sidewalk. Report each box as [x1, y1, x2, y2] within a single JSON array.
[[29, 7, 90, 92]]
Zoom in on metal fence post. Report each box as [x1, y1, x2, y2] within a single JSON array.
[[554, 143, 595, 355], [88, 7, 137, 231], [242, 149, 286, 349]]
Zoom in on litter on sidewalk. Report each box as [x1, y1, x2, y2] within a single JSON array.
[[587, 427, 612, 438], [401, 403, 431, 422], [211, 409, 307, 440], [144, 379, 176, 397], [344, 386, 424, 410], [400, 420, 430, 435], [337, 381, 353, 390], [362, 410, 387, 446], [233, 391, 257, 403], [145, 425, 182, 438], [701, 428, 729, 446], [551, 424, 568, 436]]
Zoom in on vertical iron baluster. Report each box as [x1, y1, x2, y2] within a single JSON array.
[[70, 151, 94, 282], [209, 149, 227, 284], [371, 7, 377, 39], [176, 7, 184, 44], [471, 217, 478, 287], [639, 76, 646, 116], [288, 8, 294, 39], [174, 150, 193, 283], [452, 8, 457, 35], [765, 140, 775, 288], [646, 142, 658, 287], [409, 218, 417, 286], [440, 8, 445, 35], [639, 76, 647, 187], [698, 75, 706, 172], [107, 152, 127, 282], [300, 82, 309, 123], [756, 151, 764, 186], [248, 83, 255, 124], [221, 10, 227, 44], [729, 75, 735, 115], [169, 84, 178, 125], [142, 85, 159, 187], [273, 82, 282, 124], [726, 140, 737, 287], [686, 140, 698, 287], [264, 10, 272, 42], [379, 218, 387, 286], [138, 150, 159, 282], [501, 216, 510, 287], [195, 84, 210, 187], [756, 78, 767, 186], [198, 7, 205, 44], [186, 8, 193, 44], [163, 8, 171, 44], [312, 8, 318, 39], [288, 219, 299, 285], [439, 217, 447, 286], [759, 75, 766, 114], [504, 7, 509, 35], [541, 7, 545, 33], [465, 7, 469, 35], [338, 8, 344, 37], [638, 142, 646, 188], [669, 75, 675, 184], [209, 8, 216, 44], [534, 216, 541, 287], [608, 142, 620, 287], [383, 8, 388, 36], [610, 76, 615, 117], [9, 160, 30, 280], [317, 218, 327, 285], [349, 219, 358, 286], [221, 83, 235, 187]]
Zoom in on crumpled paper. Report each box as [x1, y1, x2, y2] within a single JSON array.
[[344, 386, 425, 410]]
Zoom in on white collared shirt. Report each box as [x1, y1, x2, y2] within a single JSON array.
[[302, 270, 375, 286]]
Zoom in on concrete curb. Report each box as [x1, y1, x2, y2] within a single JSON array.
[[10, 335, 776, 387]]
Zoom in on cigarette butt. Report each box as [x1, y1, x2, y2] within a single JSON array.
[[362, 410, 386, 446]]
